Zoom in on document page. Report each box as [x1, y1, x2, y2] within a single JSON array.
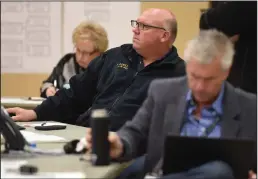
[[20, 131, 66, 143]]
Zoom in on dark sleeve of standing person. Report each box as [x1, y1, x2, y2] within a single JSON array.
[[199, 1, 257, 37]]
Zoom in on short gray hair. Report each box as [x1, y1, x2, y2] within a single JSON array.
[[164, 18, 178, 43], [184, 29, 235, 70]]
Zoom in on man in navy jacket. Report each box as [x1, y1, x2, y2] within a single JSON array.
[[7, 8, 185, 131]]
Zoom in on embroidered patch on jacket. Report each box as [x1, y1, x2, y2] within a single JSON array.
[[117, 63, 128, 70]]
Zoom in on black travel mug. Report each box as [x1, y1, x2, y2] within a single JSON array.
[[90, 109, 110, 165]]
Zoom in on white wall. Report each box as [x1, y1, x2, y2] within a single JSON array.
[[1, 2, 62, 73], [1, 2, 140, 73], [63, 2, 140, 53]]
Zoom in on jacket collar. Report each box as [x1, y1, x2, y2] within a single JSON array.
[[120, 44, 183, 67], [163, 79, 241, 138]]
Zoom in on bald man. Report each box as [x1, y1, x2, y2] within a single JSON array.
[[132, 8, 178, 65], [7, 8, 185, 131], [115, 8, 181, 179]]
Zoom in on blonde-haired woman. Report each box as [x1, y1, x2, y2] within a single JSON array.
[[40, 21, 108, 98]]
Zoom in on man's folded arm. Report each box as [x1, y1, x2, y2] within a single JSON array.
[[33, 55, 105, 123]]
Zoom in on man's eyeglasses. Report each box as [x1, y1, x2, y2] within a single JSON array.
[[131, 20, 166, 31]]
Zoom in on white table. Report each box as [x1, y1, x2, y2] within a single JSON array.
[[1, 97, 44, 109], [1, 121, 131, 178]]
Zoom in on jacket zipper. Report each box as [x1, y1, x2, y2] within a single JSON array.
[[108, 71, 138, 114], [107, 55, 162, 114]]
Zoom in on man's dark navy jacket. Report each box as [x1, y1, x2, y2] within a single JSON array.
[[34, 44, 186, 131]]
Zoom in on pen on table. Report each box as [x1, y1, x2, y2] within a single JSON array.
[[27, 97, 44, 101], [41, 122, 47, 126], [24, 122, 47, 127], [28, 142, 37, 148]]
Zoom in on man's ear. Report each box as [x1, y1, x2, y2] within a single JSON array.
[[222, 67, 231, 80], [160, 31, 170, 43]]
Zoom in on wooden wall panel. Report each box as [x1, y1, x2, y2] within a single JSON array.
[[1, 73, 48, 97]]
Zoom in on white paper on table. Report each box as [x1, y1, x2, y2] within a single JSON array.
[[1, 160, 28, 178], [27, 97, 45, 101], [2, 172, 86, 178], [1, 160, 28, 170], [1, 97, 43, 105], [20, 131, 66, 143], [22, 122, 67, 127], [144, 175, 158, 179], [49, 172, 86, 178]]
